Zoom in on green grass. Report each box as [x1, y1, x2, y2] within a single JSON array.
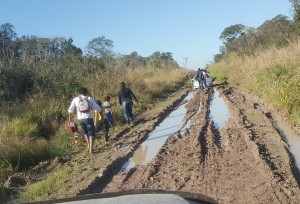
[[0, 186, 8, 203], [209, 49, 300, 125], [254, 65, 300, 121], [21, 167, 76, 202], [0, 66, 191, 202], [19, 80, 190, 202]]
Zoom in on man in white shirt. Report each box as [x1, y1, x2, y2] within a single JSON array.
[[68, 87, 102, 153]]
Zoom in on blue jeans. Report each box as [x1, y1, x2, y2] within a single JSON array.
[[122, 100, 134, 122], [198, 78, 206, 90], [105, 112, 114, 125], [79, 118, 95, 137]]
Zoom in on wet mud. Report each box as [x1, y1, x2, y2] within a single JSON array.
[[96, 85, 300, 203], [17, 85, 300, 204]]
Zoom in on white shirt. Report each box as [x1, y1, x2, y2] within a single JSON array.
[[68, 95, 101, 120], [102, 101, 111, 113]]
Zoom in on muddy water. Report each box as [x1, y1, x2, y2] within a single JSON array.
[[275, 118, 300, 171], [288, 134, 300, 171], [180, 97, 202, 136], [121, 92, 195, 171], [209, 89, 230, 129]]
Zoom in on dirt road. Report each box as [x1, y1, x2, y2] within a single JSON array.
[[98, 85, 300, 203], [16, 85, 300, 204]]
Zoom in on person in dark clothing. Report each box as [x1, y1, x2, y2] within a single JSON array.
[[95, 100, 110, 143], [101, 118, 110, 143], [201, 69, 207, 88], [118, 82, 138, 124], [196, 68, 206, 90]]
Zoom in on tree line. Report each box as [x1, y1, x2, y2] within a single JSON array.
[[0, 23, 178, 101], [214, 0, 300, 62]]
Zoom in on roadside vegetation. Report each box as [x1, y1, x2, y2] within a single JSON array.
[[19, 88, 188, 202], [209, 0, 300, 124], [2, 0, 300, 201], [209, 44, 300, 124], [0, 23, 191, 201]]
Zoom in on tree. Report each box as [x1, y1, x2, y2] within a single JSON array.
[[213, 54, 222, 63], [146, 51, 178, 68], [257, 15, 296, 47], [146, 53, 160, 68], [119, 52, 146, 69], [86, 36, 114, 58], [0, 23, 19, 69], [289, 0, 300, 31], [60, 38, 82, 56], [220, 24, 247, 44]]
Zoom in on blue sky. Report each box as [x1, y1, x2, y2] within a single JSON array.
[[0, 0, 293, 70]]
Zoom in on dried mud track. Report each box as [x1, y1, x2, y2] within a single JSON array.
[[101, 85, 300, 204]]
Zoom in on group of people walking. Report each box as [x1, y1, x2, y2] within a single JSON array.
[[68, 82, 138, 153], [196, 68, 210, 90]]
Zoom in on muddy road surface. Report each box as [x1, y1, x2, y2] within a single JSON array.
[[15, 85, 300, 204], [83, 85, 300, 204]]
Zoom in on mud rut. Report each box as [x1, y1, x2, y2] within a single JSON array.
[[84, 85, 300, 203]]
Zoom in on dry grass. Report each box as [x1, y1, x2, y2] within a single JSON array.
[[209, 39, 300, 124], [83, 67, 191, 122], [0, 66, 191, 196]]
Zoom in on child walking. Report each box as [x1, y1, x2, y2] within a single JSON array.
[[103, 96, 114, 127], [95, 99, 110, 143], [68, 120, 79, 144]]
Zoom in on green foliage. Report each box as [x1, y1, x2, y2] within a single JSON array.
[[0, 69, 34, 100], [208, 64, 228, 84], [0, 139, 51, 171], [290, 107, 300, 123], [0, 22, 189, 192], [86, 36, 114, 58], [21, 167, 75, 202], [255, 66, 300, 116], [209, 53, 243, 84], [0, 186, 8, 203], [215, 14, 298, 62], [60, 38, 83, 56], [147, 55, 161, 68], [257, 15, 295, 48], [146, 51, 178, 68], [0, 131, 71, 176], [209, 55, 300, 125], [0, 116, 39, 138], [220, 24, 247, 43], [289, 0, 300, 32]]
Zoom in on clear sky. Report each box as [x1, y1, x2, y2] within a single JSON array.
[[0, 0, 293, 70]]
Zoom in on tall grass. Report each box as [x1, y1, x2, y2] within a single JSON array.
[[0, 185, 7, 203], [83, 67, 190, 122], [209, 40, 300, 124], [0, 65, 191, 191], [21, 167, 76, 202]]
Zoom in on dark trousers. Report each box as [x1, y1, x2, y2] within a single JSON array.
[[96, 119, 110, 142]]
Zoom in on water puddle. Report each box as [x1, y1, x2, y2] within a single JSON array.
[[180, 99, 202, 136], [180, 120, 191, 136], [121, 92, 194, 171], [286, 133, 300, 172], [274, 118, 300, 171], [209, 89, 230, 129]]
